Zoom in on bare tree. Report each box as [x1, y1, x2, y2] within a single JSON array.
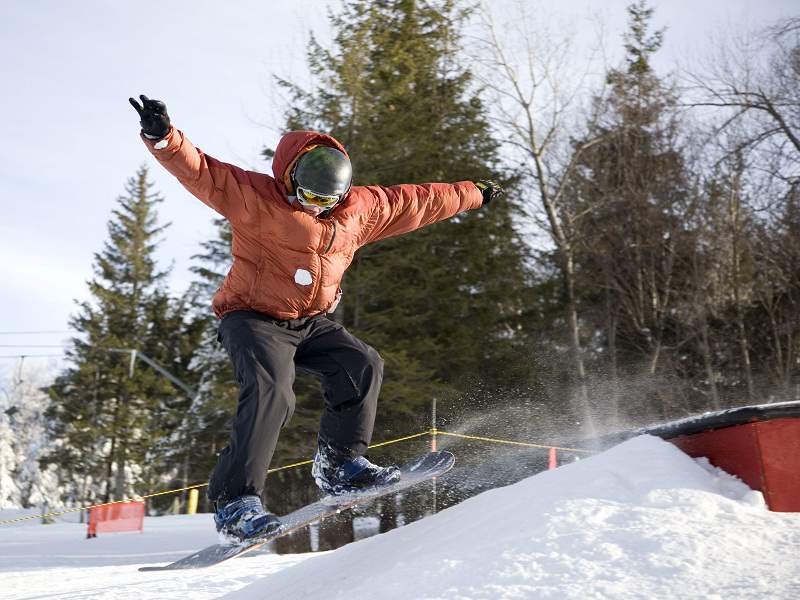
[[471, 2, 610, 403], [752, 183, 800, 400], [724, 153, 758, 402], [688, 17, 800, 186], [686, 146, 759, 409], [554, 1, 698, 427], [687, 16, 800, 402]]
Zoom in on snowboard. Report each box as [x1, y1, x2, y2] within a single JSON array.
[[138, 450, 454, 571]]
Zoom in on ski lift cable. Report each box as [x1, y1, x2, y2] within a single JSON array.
[[0, 345, 70, 348], [0, 331, 71, 335], [0, 354, 65, 359]]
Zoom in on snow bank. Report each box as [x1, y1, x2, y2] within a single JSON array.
[[2, 435, 799, 599], [1, 512, 219, 569], [226, 435, 800, 600], [0, 512, 319, 599]]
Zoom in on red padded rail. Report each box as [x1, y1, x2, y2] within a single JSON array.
[[668, 418, 800, 512]]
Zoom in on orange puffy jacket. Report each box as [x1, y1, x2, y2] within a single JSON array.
[[142, 127, 484, 320]]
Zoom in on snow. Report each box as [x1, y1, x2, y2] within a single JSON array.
[[0, 510, 319, 598], [0, 364, 62, 510], [2, 435, 800, 599]]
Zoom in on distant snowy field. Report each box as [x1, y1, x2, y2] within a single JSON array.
[[2, 435, 799, 599]]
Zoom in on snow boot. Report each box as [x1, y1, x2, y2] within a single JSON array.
[[213, 495, 282, 541], [311, 440, 401, 495]]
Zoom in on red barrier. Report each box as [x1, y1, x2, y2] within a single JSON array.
[[87, 501, 145, 538]]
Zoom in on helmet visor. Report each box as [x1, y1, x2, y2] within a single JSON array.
[[296, 186, 342, 209]]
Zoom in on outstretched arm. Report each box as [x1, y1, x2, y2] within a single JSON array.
[[359, 180, 500, 244], [130, 95, 256, 224]]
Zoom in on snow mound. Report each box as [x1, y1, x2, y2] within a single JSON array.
[[226, 435, 800, 600]]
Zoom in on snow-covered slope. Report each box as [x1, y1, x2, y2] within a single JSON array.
[[227, 435, 800, 600], [2, 435, 799, 599], [0, 511, 318, 599]]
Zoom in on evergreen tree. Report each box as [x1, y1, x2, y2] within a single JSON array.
[[567, 1, 694, 420], [1, 363, 61, 509], [273, 0, 536, 441], [45, 167, 201, 504], [0, 399, 19, 508]]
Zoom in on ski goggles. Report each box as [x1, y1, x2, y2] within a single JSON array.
[[295, 186, 342, 209]]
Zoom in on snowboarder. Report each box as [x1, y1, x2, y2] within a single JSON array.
[[129, 95, 503, 540]]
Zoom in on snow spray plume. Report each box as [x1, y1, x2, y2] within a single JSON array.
[[433, 384, 577, 491], [438, 346, 710, 464]]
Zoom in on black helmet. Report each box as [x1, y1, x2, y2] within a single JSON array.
[[292, 146, 352, 197]]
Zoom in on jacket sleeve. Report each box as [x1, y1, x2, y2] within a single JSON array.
[[360, 181, 484, 245], [141, 126, 256, 224]]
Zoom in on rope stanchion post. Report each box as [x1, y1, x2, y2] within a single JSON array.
[[431, 398, 438, 514], [431, 397, 437, 452], [187, 489, 199, 515]]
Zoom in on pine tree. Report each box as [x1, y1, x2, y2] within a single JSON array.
[[45, 167, 200, 504], [273, 0, 536, 437], [567, 1, 694, 420], [1, 363, 61, 509], [0, 400, 19, 508]]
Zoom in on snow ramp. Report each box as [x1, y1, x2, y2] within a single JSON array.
[[224, 435, 800, 600]]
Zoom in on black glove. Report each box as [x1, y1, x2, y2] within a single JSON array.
[[129, 95, 170, 139], [475, 180, 504, 205]]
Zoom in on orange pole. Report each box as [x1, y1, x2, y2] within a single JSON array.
[[548, 447, 558, 470]]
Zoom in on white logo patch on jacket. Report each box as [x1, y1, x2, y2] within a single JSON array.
[[294, 268, 313, 286]]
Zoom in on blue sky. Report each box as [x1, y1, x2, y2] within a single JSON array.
[[0, 0, 796, 381]]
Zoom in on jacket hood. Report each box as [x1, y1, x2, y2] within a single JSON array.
[[272, 131, 349, 194]]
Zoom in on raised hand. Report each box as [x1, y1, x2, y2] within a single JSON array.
[[475, 180, 504, 206], [129, 94, 170, 139]]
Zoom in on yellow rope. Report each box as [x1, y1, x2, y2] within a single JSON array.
[[0, 485, 208, 526], [367, 430, 432, 449], [0, 428, 591, 526], [435, 430, 594, 454], [0, 430, 433, 526], [0, 499, 144, 526], [264, 431, 432, 474], [266, 459, 313, 474]]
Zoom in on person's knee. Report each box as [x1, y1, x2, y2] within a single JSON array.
[[251, 365, 296, 424], [357, 347, 383, 400], [281, 395, 296, 426], [365, 346, 384, 375]]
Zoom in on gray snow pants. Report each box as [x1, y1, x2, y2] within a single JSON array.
[[207, 310, 383, 504]]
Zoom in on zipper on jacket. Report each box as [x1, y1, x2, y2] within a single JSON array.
[[249, 260, 263, 305], [307, 221, 335, 313], [307, 253, 323, 313], [322, 220, 337, 254]]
